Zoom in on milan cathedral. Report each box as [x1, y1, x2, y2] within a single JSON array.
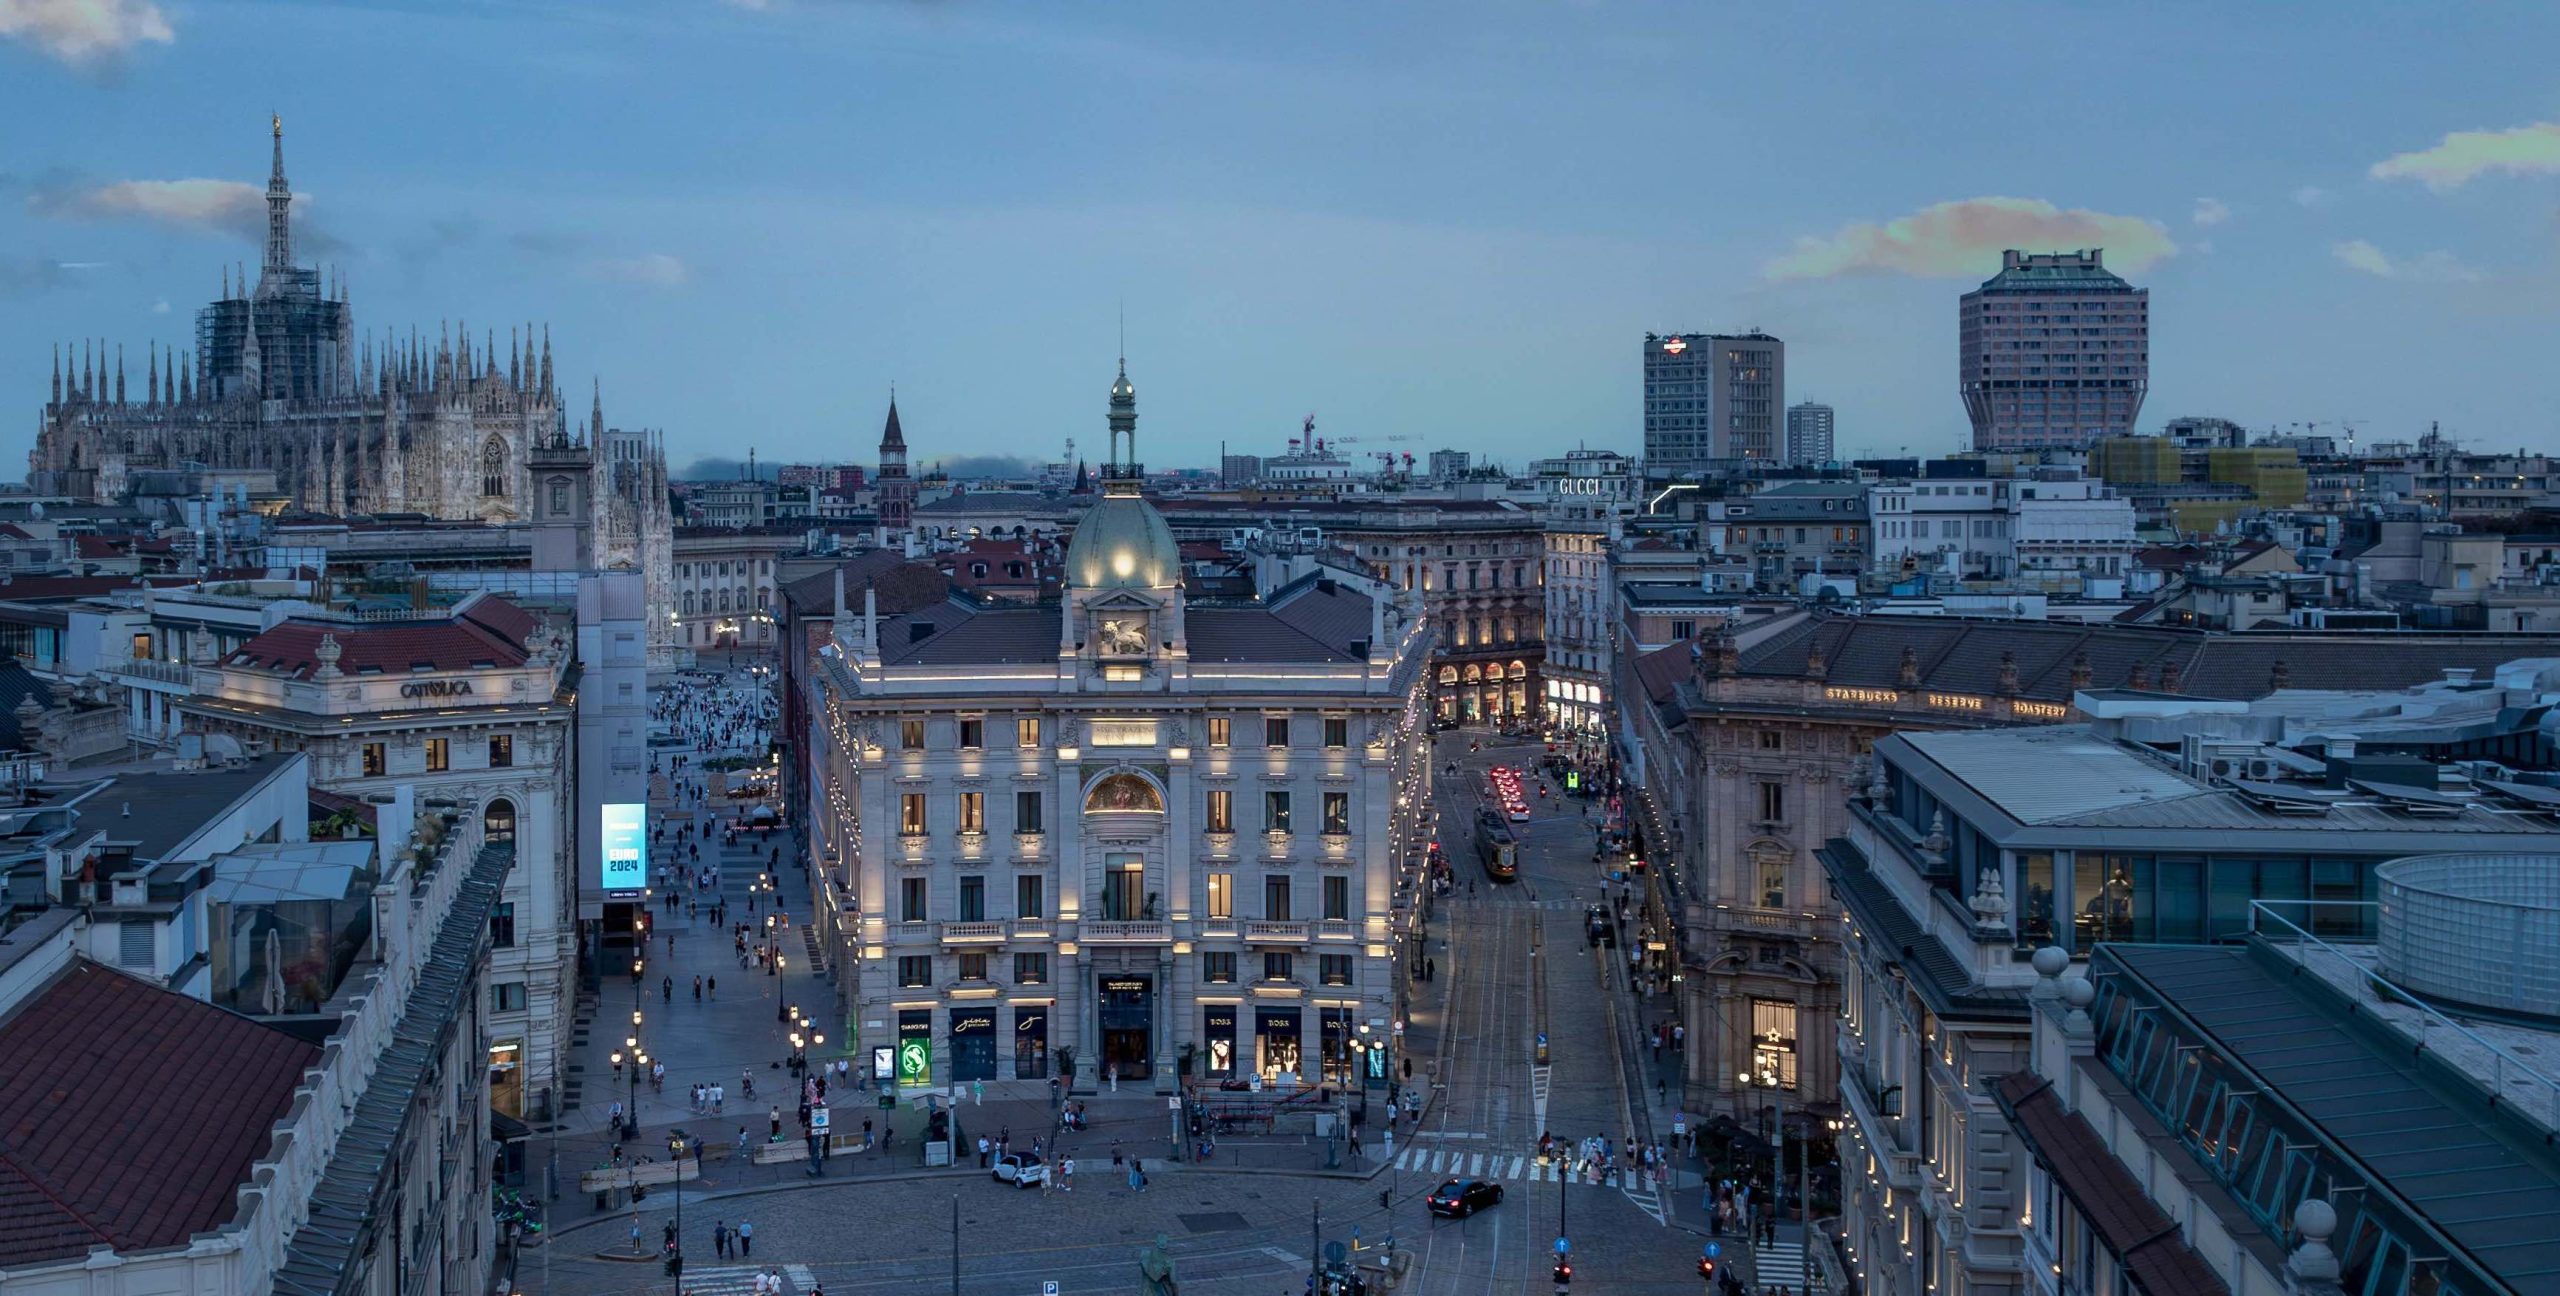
[[28, 118, 673, 644]]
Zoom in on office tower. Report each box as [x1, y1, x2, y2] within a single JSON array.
[[1643, 332, 1784, 476], [1959, 249, 2148, 452], [1785, 401, 1836, 466]]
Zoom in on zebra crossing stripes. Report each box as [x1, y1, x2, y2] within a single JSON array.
[[1754, 1241, 1808, 1284], [679, 1266, 792, 1296], [1391, 1148, 1613, 1184]]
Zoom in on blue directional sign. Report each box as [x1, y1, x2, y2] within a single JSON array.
[[1554, 1236, 1570, 1255], [1704, 1242, 1722, 1259]]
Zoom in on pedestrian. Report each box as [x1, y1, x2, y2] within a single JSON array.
[[1106, 1062, 1118, 1093], [736, 1125, 750, 1158], [977, 1134, 991, 1168], [1128, 1159, 1144, 1192], [736, 1220, 752, 1257], [714, 1221, 731, 1260], [694, 974, 703, 1002], [1060, 1155, 1075, 1192], [707, 975, 717, 998], [972, 1078, 984, 1107], [770, 1106, 782, 1140], [662, 975, 673, 1003]]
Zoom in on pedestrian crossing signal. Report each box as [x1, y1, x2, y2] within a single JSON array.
[[1552, 1260, 1571, 1285]]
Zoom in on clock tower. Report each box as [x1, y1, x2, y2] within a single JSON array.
[[1061, 358, 1186, 682]]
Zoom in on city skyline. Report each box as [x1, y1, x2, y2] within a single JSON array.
[[5, 3, 2560, 478]]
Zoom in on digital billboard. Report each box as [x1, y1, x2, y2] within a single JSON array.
[[600, 802, 647, 894]]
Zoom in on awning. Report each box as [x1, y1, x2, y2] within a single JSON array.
[[491, 1110, 535, 1143]]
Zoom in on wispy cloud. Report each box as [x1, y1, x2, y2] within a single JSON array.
[[2331, 238, 2482, 282], [32, 177, 264, 236], [585, 252, 690, 287], [2191, 197, 2230, 228], [1765, 197, 2175, 280], [0, 255, 76, 299], [2293, 185, 2333, 208], [0, 0, 173, 71], [2371, 122, 2560, 191]]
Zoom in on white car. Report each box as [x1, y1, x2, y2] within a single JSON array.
[[992, 1151, 1047, 1188]]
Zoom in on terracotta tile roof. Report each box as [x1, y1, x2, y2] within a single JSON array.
[[226, 619, 527, 680], [455, 593, 537, 646], [1992, 1073, 2230, 1296], [0, 960, 318, 1268]]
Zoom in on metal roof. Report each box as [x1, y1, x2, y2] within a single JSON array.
[[2105, 943, 2560, 1293], [1900, 727, 2205, 825], [271, 841, 514, 1296]]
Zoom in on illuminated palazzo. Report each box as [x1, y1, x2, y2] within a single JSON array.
[[806, 365, 1431, 1094]]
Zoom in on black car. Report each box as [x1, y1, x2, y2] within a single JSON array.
[[1427, 1178, 1504, 1217]]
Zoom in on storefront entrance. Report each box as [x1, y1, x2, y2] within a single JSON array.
[[1255, 1006, 1303, 1080], [1014, 1006, 1049, 1079], [1203, 1007, 1238, 1078], [1101, 976, 1153, 1081], [950, 1009, 996, 1082]]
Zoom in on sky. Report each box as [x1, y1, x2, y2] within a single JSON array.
[[4, 0, 2559, 477]]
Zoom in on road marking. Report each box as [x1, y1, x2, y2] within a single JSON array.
[[1468, 1153, 1484, 1177], [1507, 1156, 1525, 1180], [784, 1265, 817, 1289], [1754, 1240, 1807, 1283], [1411, 1131, 1491, 1139], [682, 1266, 790, 1296], [1262, 1246, 1306, 1266], [1394, 1149, 1415, 1170], [1620, 1180, 1667, 1226]]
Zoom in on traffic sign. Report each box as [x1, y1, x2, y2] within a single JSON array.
[[1704, 1242, 1721, 1259], [1324, 1241, 1348, 1265], [1043, 1283, 1059, 1296], [1168, 1097, 1182, 1110], [1554, 1236, 1570, 1255]]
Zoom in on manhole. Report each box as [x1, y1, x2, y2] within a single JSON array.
[[1179, 1212, 1250, 1234]]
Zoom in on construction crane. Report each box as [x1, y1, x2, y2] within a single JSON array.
[[1330, 434, 1418, 446]]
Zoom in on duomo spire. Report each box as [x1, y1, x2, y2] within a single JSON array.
[[263, 113, 293, 279]]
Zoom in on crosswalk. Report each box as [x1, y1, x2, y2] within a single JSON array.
[[1753, 1241, 1808, 1285], [1389, 1146, 1677, 1191], [680, 1263, 815, 1296]]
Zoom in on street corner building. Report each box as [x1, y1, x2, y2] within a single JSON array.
[[800, 362, 1433, 1095]]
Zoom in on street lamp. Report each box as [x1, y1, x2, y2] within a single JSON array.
[[1739, 1063, 1810, 1296], [666, 1130, 689, 1286]]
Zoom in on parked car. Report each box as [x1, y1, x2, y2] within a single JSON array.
[[1427, 1178, 1504, 1217], [992, 1151, 1047, 1188]]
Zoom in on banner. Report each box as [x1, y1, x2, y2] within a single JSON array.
[[599, 803, 647, 893]]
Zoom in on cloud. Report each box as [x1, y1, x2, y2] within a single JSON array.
[[150, 297, 168, 313], [32, 176, 264, 236], [1765, 197, 2176, 280], [2330, 238, 2483, 282], [0, 0, 173, 70], [2370, 122, 2560, 191], [0, 255, 75, 299], [2293, 185, 2333, 208], [585, 252, 690, 287], [2191, 197, 2230, 227]]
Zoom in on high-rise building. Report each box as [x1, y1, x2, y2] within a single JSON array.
[[1784, 401, 1835, 466], [1643, 332, 1784, 476], [1959, 249, 2148, 452]]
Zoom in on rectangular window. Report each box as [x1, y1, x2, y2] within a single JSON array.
[[1320, 954, 1353, 987], [362, 743, 386, 778], [1206, 790, 1233, 833], [1015, 790, 1041, 835], [900, 877, 927, 923], [1102, 664, 1143, 682], [489, 902, 516, 948], [1204, 952, 1236, 984], [1264, 791, 1292, 834], [901, 793, 927, 836], [958, 875, 986, 922], [1016, 717, 1041, 748], [491, 981, 527, 1013], [1322, 874, 1350, 921], [958, 718, 984, 750], [958, 952, 988, 982], [958, 791, 985, 833], [1324, 717, 1348, 748], [1266, 716, 1290, 748], [1756, 781, 1785, 824], [901, 719, 926, 751], [1750, 998, 1800, 1089], [1207, 717, 1231, 748], [898, 955, 933, 987], [1759, 853, 1788, 909], [1759, 730, 1783, 751], [1206, 872, 1233, 919], [1263, 952, 1294, 982], [1322, 792, 1350, 835], [1015, 874, 1044, 919], [1104, 852, 1146, 921], [488, 734, 513, 767], [1014, 952, 1048, 985], [1264, 875, 1292, 921]]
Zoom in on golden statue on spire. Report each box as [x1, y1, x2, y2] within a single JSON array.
[[273, 113, 282, 138]]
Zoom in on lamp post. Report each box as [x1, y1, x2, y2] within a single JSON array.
[[667, 1130, 688, 1288], [1740, 1062, 1809, 1296]]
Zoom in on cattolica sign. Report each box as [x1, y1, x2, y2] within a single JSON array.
[[398, 680, 476, 699]]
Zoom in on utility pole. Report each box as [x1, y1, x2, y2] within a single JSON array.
[[950, 1194, 960, 1296], [1311, 1199, 1322, 1293]]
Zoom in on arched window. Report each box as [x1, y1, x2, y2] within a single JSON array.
[[1511, 659, 1529, 677], [483, 798, 517, 844], [1438, 666, 1457, 685], [682, 591, 696, 615], [1083, 773, 1164, 814], [1463, 665, 1482, 684], [481, 436, 509, 498], [717, 590, 731, 612]]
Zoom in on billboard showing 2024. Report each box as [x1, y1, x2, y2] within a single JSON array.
[[600, 802, 647, 894]]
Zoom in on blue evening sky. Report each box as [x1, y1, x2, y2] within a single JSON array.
[[4, 1, 2557, 474]]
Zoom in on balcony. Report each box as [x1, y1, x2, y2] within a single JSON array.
[[1201, 917, 1239, 939], [1244, 921, 1310, 943], [1316, 920, 1358, 942], [955, 831, 988, 858], [1079, 920, 1171, 943], [1202, 832, 1236, 857], [940, 921, 1007, 944], [1702, 905, 1823, 939], [1009, 918, 1053, 941]]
